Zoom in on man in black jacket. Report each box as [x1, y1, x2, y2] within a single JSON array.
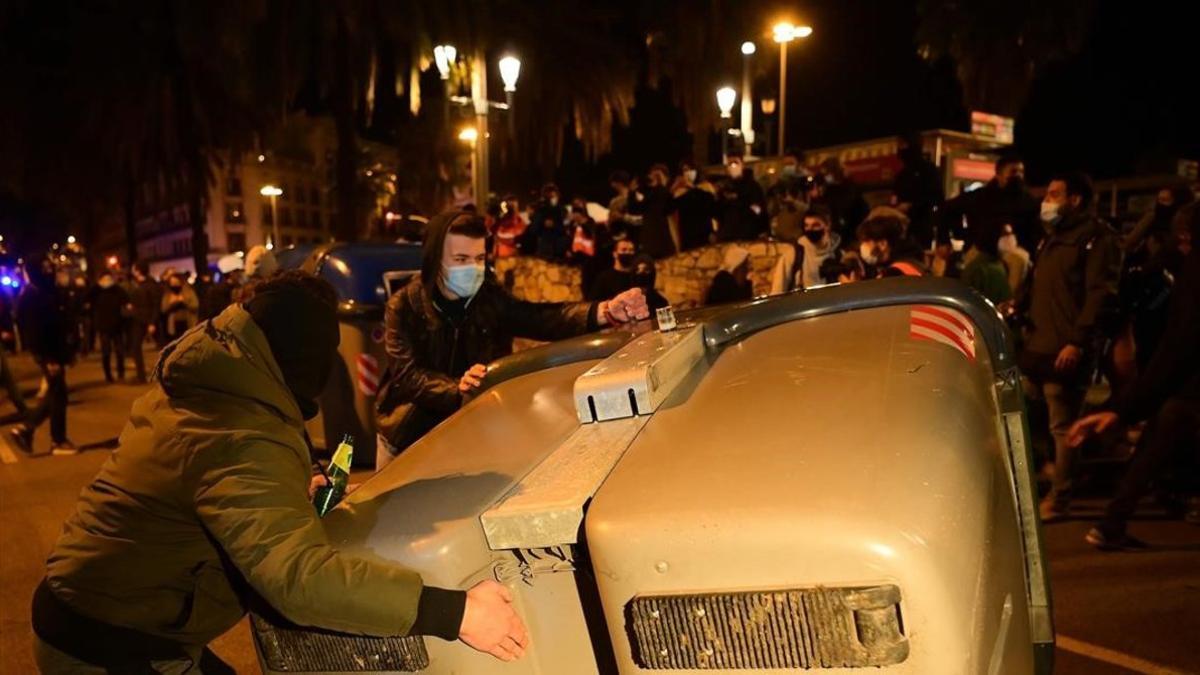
[[716, 158, 767, 243], [125, 262, 161, 384], [92, 272, 129, 383], [374, 211, 649, 468], [1021, 172, 1121, 521], [8, 257, 74, 454], [939, 155, 1041, 251], [1069, 204, 1199, 549]]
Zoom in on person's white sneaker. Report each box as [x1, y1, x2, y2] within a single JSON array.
[[50, 441, 79, 456]]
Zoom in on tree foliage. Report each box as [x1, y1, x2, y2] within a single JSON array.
[[915, 0, 1095, 116]]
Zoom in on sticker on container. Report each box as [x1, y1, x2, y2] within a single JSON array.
[[909, 305, 975, 362], [356, 354, 380, 396]]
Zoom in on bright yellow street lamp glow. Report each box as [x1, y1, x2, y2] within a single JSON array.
[[458, 127, 479, 143], [773, 22, 811, 43], [741, 41, 756, 55], [716, 86, 737, 118], [498, 55, 521, 92], [66, 235, 77, 244], [259, 185, 282, 197], [433, 44, 457, 80]]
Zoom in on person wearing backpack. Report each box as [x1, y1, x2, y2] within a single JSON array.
[[1019, 172, 1121, 522]]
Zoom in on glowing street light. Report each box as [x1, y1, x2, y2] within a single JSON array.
[[772, 21, 813, 155], [66, 235, 77, 245], [739, 42, 757, 150], [716, 87, 737, 119], [259, 184, 283, 246], [498, 55, 521, 92], [434, 44, 457, 80], [457, 126, 479, 144]]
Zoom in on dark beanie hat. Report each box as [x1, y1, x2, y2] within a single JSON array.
[[245, 273, 340, 420]]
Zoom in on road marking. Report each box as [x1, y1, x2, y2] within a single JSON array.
[[0, 435, 19, 464], [1058, 634, 1190, 675]]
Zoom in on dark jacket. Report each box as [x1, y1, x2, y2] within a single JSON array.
[[1113, 247, 1199, 421], [16, 283, 72, 364], [128, 278, 163, 325], [375, 277, 599, 447], [91, 284, 129, 334], [589, 268, 637, 302], [940, 180, 1041, 251], [202, 280, 240, 321], [524, 202, 569, 259], [705, 271, 753, 306], [717, 176, 767, 242], [630, 185, 675, 259], [673, 188, 717, 252], [1023, 211, 1121, 356]]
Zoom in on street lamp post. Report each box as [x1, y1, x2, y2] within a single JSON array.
[[716, 86, 737, 163], [448, 51, 520, 207], [499, 55, 521, 138], [740, 42, 756, 155], [772, 22, 812, 157], [259, 185, 282, 247]]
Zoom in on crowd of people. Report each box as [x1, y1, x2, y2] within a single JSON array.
[[2, 153, 1197, 549], [472, 150, 1198, 550], [2, 245, 280, 454], [1, 150, 1196, 673]]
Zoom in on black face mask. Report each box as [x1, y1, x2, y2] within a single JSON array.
[[616, 253, 636, 267], [803, 230, 826, 244], [247, 286, 340, 421], [1155, 203, 1176, 221], [169, 283, 183, 292]]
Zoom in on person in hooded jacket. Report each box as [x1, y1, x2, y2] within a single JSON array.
[[8, 257, 74, 455], [31, 271, 533, 673], [795, 205, 843, 289], [375, 211, 650, 468]]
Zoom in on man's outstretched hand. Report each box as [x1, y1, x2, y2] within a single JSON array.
[[599, 288, 651, 325], [459, 580, 529, 661], [1067, 411, 1120, 448]]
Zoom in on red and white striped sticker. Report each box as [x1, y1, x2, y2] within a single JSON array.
[[909, 305, 976, 362], [356, 353, 380, 397]]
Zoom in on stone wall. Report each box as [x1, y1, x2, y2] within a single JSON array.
[[495, 240, 793, 309], [656, 241, 792, 308], [493, 256, 584, 303]]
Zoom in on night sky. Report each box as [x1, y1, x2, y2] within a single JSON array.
[[570, 0, 1195, 192]]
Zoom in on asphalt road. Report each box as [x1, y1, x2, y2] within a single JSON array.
[[2, 349, 1198, 674]]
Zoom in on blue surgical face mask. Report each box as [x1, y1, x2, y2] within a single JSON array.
[[443, 264, 485, 299]]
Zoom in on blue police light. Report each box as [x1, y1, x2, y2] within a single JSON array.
[[1, 275, 12, 287]]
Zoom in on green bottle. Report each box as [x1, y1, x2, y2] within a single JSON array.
[[314, 435, 353, 517]]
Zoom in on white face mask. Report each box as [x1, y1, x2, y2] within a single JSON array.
[[1040, 200, 1063, 224], [728, 164, 743, 179], [684, 169, 697, 184], [859, 242, 879, 266], [998, 233, 1019, 254]]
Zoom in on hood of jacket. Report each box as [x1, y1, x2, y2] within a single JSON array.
[[156, 304, 303, 426]]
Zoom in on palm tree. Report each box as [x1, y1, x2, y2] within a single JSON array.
[[915, 0, 1096, 116]]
